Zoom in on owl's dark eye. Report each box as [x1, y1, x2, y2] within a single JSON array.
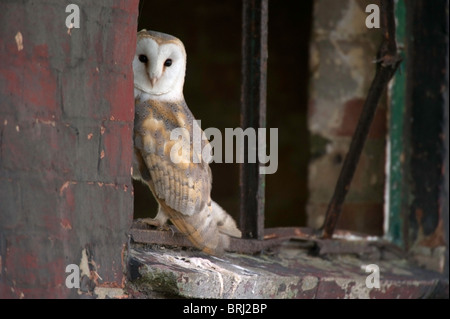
[[138, 55, 148, 63], [164, 59, 172, 67]]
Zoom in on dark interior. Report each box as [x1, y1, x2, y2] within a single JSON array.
[[134, 0, 313, 228]]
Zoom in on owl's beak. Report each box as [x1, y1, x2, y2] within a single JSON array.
[[149, 77, 158, 87]]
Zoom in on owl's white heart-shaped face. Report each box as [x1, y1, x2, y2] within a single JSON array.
[[133, 30, 186, 101]]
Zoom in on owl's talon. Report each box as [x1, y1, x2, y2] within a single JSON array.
[[138, 217, 162, 229], [168, 225, 176, 237], [137, 218, 174, 233], [157, 224, 172, 232]]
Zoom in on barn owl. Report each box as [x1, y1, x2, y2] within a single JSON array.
[[132, 30, 241, 255]]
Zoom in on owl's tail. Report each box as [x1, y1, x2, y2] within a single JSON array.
[[160, 200, 241, 256], [211, 201, 242, 238]]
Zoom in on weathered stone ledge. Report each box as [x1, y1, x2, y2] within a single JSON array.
[[126, 241, 448, 299]]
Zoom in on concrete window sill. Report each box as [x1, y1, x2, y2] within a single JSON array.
[[125, 241, 448, 299]]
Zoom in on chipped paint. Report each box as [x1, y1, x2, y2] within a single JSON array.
[[15, 32, 23, 51], [79, 248, 90, 279], [94, 287, 126, 299], [60, 219, 72, 230], [35, 118, 56, 127], [301, 276, 319, 291], [67, 22, 74, 36], [59, 181, 76, 195]]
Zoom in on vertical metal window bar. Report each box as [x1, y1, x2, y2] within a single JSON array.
[[240, 0, 269, 240]]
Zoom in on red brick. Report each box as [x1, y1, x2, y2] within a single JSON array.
[[99, 122, 133, 180], [106, 70, 135, 122], [0, 179, 21, 229], [0, 55, 59, 121], [62, 65, 108, 120], [333, 98, 387, 139], [1, 120, 76, 175], [3, 234, 67, 289]]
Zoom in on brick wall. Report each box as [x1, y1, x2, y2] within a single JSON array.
[[0, 0, 138, 298]]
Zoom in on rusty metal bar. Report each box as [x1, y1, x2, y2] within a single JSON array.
[[130, 226, 315, 254], [321, 0, 402, 239], [240, 0, 268, 240], [130, 224, 402, 256]]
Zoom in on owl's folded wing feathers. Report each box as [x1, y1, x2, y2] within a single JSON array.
[[134, 100, 241, 255]]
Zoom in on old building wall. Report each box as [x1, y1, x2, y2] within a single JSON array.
[[0, 0, 138, 298]]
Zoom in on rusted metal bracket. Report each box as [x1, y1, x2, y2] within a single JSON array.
[[129, 223, 399, 256], [129, 225, 314, 254]]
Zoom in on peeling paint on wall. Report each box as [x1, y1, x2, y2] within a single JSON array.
[[15, 32, 23, 51]]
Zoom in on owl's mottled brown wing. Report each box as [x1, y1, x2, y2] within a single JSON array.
[[134, 98, 212, 217]]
